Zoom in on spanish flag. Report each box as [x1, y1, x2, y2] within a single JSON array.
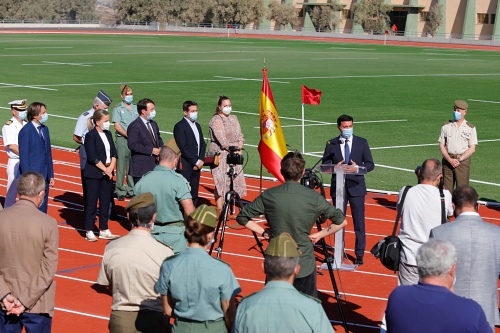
[[258, 68, 287, 183]]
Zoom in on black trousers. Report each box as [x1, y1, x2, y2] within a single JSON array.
[[84, 176, 114, 231]]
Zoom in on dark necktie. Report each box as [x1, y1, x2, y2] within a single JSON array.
[[344, 139, 350, 164], [37, 126, 45, 147], [147, 122, 157, 148]]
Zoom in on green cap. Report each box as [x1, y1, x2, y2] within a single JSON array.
[[454, 100, 468, 110], [189, 204, 217, 228], [265, 233, 302, 257], [164, 137, 181, 156], [126, 192, 155, 212]]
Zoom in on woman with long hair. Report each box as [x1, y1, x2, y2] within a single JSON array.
[[155, 204, 241, 333], [208, 96, 247, 215], [83, 109, 118, 241]]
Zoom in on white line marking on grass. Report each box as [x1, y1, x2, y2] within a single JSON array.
[[0, 82, 57, 91], [123, 45, 185, 48], [311, 57, 379, 60], [23, 61, 113, 67], [48, 114, 78, 120], [178, 59, 255, 63], [277, 119, 406, 129], [328, 47, 376, 51], [54, 307, 108, 320], [426, 59, 484, 61], [423, 53, 470, 56], [268, 73, 500, 80], [6, 46, 73, 50], [214, 75, 289, 84], [469, 99, 500, 104], [422, 49, 468, 52], [371, 138, 500, 150]]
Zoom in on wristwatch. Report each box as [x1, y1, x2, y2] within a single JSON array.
[[262, 230, 270, 240]]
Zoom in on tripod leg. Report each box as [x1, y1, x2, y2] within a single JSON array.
[[252, 232, 265, 256], [317, 222, 349, 333]]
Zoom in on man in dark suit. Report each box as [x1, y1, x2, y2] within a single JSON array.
[[430, 185, 500, 330], [173, 101, 206, 206], [18, 102, 54, 213], [322, 114, 374, 265], [127, 98, 163, 184]]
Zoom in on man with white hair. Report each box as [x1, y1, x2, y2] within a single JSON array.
[[385, 239, 491, 333]]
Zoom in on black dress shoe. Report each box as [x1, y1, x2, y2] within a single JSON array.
[[355, 257, 364, 265], [117, 196, 125, 201]]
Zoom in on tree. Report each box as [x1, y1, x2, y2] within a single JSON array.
[[181, 0, 215, 25], [267, 0, 298, 30], [310, 4, 341, 32], [428, 3, 443, 36], [212, 0, 264, 28], [352, 0, 391, 33]]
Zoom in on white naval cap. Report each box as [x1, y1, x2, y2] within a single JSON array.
[[8, 99, 27, 110]]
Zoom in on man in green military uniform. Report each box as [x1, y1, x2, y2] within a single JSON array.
[[233, 233, 334, 333], [438, 100, 478, 192], [236, 151, 347, 297], [134, 138, 195, 254]]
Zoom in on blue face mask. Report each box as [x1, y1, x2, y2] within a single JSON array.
[[341, 128, 353, 139], [453, 111, 462, 121], [40, 113, 48, 124], [18, 111, 27, 121], [147, 110, 156, 121], [188, 112, 198, 122], [124, 95, 133, 104]]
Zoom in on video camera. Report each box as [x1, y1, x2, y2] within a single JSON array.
[[227, 146, 244, 165], [300, 168, 321, 190]]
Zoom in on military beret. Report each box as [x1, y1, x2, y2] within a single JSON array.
[[265, 232, 302, 257], [190, 204, 217, 229], [126, 192, 155, 212], [454, 100, 468, 110], [97, 90, 112, 106], [164, 138, 181, 156], [8, 99, 27, 111]]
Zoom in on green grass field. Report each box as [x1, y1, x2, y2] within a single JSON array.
[[1, 33, 499, 200]]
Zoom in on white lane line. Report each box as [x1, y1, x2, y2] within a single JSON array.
[[59, 248, 103, 258], [55, 274, 98, 284], [54, 307, 108, 320]]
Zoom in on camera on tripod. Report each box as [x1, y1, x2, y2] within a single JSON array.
[[227, 146, 244, 165], [300, 168, 321, 189]]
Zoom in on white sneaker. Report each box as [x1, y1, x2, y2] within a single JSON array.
[[99, 229, 119, 240], [86, 231, 98, 242]]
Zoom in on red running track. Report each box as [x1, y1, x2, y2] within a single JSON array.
[[0, 144, 499, 332]]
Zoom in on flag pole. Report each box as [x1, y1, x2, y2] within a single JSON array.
[[301, 103, 305, 154], [259, 164, 263, 193]]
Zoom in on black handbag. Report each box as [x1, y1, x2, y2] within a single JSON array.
[[370, 186, 411, 272]]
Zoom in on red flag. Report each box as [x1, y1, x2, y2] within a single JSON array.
[[301, 85, 322, 105], [258, 68, 287, 183]]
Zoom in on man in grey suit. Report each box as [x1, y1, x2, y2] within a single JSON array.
[[430, 185, 500, 330]]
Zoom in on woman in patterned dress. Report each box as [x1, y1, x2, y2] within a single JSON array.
[[208, 96, 247, 215]]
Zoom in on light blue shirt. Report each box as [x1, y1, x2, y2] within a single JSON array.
[[155, 247, 241, 321]]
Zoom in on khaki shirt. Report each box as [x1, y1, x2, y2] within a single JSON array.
[[97, 229, 174, 312], [438, 120, 478, 155]]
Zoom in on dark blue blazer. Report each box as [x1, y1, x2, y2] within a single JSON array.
[[322, 135, 374, 197], [173, 118, 206, 170], [18, 122, 54, 182], [83, 128, 117, 179], [127, 117, 163, 178]]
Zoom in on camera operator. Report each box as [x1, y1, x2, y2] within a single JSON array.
[[208, 95, 247, 216], [236, 151, 347, 297]]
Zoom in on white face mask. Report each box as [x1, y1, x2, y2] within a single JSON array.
[[101, 121, 110, 131], [222, 106, 232, 115], [188, 111, 198, 122]]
